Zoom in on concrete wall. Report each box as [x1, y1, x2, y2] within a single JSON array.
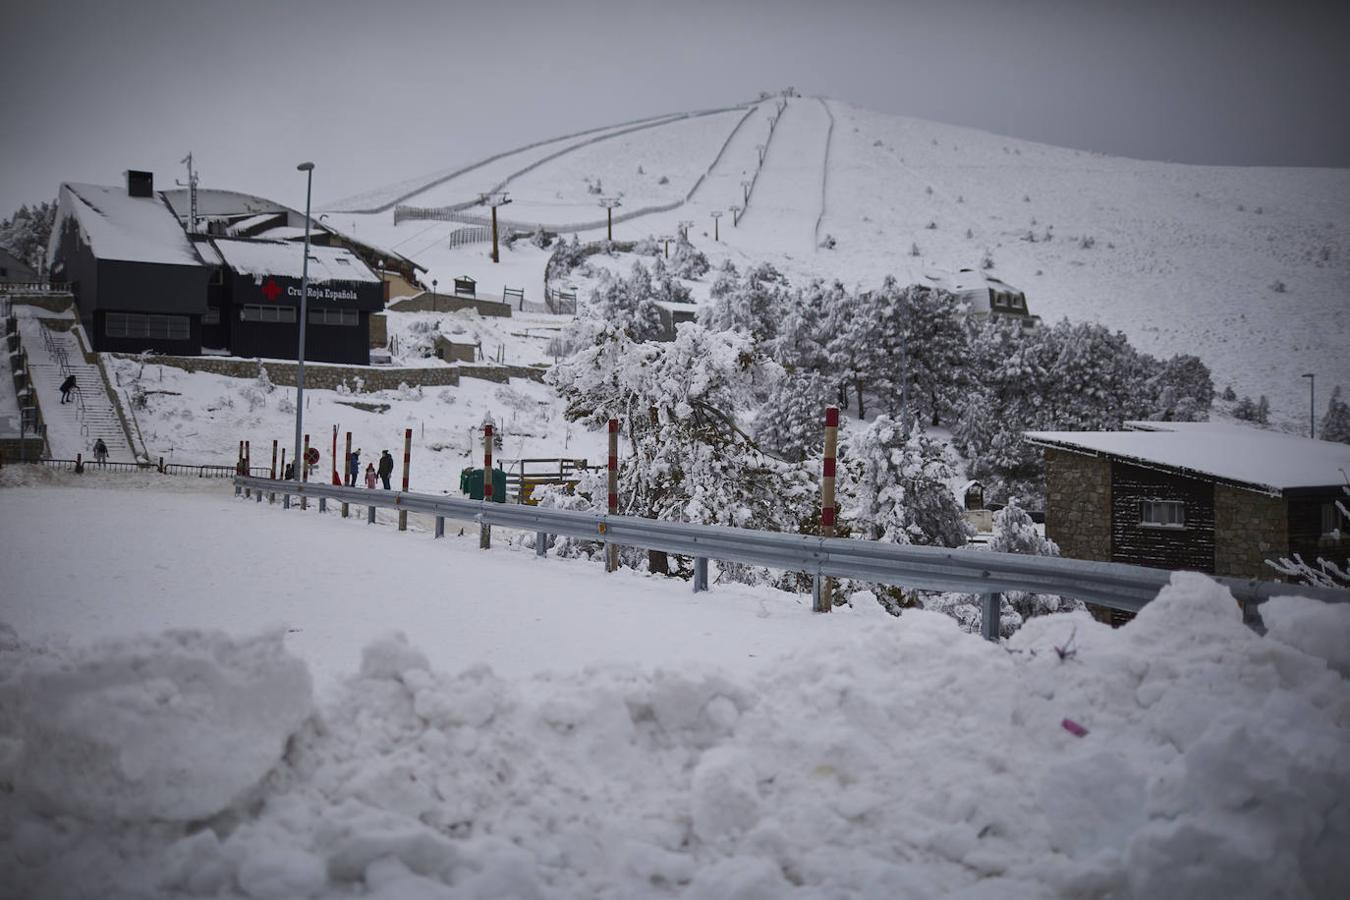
[[388, 292, 512, 318], [123, 354, 548, 390], [1214, 485, 1289, 579], [1044, 448, 1112, 563]]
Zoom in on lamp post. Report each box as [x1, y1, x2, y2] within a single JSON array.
[[292, 161, 315, 483], [1303, 373, 1315, 439]]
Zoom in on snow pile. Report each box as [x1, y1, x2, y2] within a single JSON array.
[[2, 573, 1348, 898], [0, 628, 312, 823]]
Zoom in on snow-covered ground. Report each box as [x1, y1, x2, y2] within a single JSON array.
[[2, 471, 1348, 898], [319, 96, 1349, 431]]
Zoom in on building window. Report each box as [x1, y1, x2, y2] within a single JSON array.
[[993, 294, 1008, 308], [240, 305, 296, 323], [308, 307, 358, 326], [208, 268, 223, 285], [1140, 499, 1186, 528], [1322, 502, 1347, 538], [203, 307, 221, 325], [1010, 295, 1024, 309], [105, 312, 190, 341]]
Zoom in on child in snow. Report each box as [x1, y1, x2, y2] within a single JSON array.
[[364, 462, 377, 489]]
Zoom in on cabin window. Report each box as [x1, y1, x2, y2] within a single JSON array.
[[240, 304, 296, 323], [308, 307, 358, 326], [1010, 295, 1024, 309], [105, 312, 190, 341], [1322, 502, 1347, 538], [1139, 499, 1186, 528], [993, 294, 1008, 308]]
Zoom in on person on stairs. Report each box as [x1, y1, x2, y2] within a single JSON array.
[[92, 438, 108, 467], [60, 374, 76, 403]]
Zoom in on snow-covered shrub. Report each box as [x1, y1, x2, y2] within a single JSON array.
[[1145, 354, 1214, 421], [909, 242, 921, 257], [1222, 385, 1237, 402], [980, 249, 994, 269], [437, 389, 457, 406], [530, 229, 554, 250], [395, 382, 423, 402], [1079, 235, 1096, 250], [819, 233, 836, 249], [657, 175, 669, 185], [1269, 279, 1287, 293], [668, 236, 710, 280], [925, 221, 937, 230], [1233, 395, 1270, 425]]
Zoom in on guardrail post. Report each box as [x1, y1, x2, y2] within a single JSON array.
[[536, 531, 547, 557], [399, 427, 412, 531], [606, 418, 618, 572], [815, 406, 839, 612], [283, 489, 291, 509], [480, 421, 494, 549], [342, 431, 352, 517], [981, 593, 1001, 642], [256, 484, 262, 502], [319, 496, 327, 513], [694, 557, 709, 592], [435, 515, 445, 538], [367, 503, 375, 524]]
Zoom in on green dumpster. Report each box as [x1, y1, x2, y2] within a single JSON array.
[[459, 466, 507, 502]]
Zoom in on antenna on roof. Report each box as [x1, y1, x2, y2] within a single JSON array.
[[176, 153, 199, 234]]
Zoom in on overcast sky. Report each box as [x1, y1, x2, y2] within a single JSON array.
[[2, 0, 1346, 216]]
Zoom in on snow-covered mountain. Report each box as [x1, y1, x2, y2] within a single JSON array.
[[321, 95, 1350, 430]]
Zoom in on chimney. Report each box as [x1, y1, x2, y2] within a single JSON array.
[[127, 170, 154, 198]]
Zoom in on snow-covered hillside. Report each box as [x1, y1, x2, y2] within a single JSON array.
[[3, 473, 1349, 899], [319, 96, 1350, 430]]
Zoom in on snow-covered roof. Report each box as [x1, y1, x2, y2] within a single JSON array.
[[1025, 424, 1350, 494], [190, 240, 224, 267], [923, 268, 1025, 315], [211, 238, 380, 284], [162, 188, 289, 220], [54, 183, 209, 267], [227, 213, 285, 236]]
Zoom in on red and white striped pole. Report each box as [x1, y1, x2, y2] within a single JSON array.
[[481, 422, 494, 549], [398, 427, 412, 531], [301, 433, 310, 510], [342, 431, 352, 517], [816, 405, 840, 612], [606, 418, 618, 572]]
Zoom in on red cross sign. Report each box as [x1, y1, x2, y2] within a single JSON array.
[[260, 278, 282, 302]]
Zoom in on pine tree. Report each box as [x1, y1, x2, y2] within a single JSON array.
[[988, 502, 1084, 621], [589, 262, 666, 342], [1320, 386, 1350, 444], [755, 371, 832, 462], [701, 262, 789, 344]]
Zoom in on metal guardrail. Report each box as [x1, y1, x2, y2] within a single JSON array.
[[37, 458, 270, 478], [232, 475, 1349, 635]]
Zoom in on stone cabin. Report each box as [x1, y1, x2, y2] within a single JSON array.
[[1027, 422, 1350, 590]]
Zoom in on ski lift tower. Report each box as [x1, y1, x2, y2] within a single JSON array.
[[478, 191, 511, 263], [598, 197, 622, 242]]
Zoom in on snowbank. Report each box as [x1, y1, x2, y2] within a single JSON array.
[[2, 572, 1347, 898], [1, 628, 312, 823]]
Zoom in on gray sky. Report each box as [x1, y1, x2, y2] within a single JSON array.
[[2, 0, 1346, 216]]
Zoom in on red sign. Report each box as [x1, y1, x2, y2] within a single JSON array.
[[261, 278, 282, 302], [304, 447, 320, 466]]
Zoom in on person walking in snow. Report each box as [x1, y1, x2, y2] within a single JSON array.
[[92, 438, 108, 467], [348, 448, 361, 487], [364, 462, 377, 489], [377, 450, 394, 490], [59, 374, 76, 403]]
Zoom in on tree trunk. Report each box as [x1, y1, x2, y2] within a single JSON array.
[[856, 379, 866, 419], [649, 549, 670, 575]]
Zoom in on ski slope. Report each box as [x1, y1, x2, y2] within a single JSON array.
[[321, 95, 1348, 429]]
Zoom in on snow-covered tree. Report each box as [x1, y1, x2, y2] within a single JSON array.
[[701, 262, 790, 345], [1319, 386, 1350, 444], [549, 323, 813, 581], [755, 371, 833, 462], [772, 278, 842, 373], [0, 200, 56, 272], [588, 262, 666, 342], [987, 502, 1084, 621], [668, 235, 710, 280], [1146, 354, 1214, 421]]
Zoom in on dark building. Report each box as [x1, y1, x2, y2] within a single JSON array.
[[48, 173, 387, 364], [1027, 422, 1350, 584], [48, 175, 213, 355]]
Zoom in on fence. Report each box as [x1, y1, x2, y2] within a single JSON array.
[[35, 458, 270, 478], [230, 474, 1349, 638]]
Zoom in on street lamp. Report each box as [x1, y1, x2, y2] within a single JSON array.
[[292, 161, 315, 483], [1303, 373, 1315, 439]]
